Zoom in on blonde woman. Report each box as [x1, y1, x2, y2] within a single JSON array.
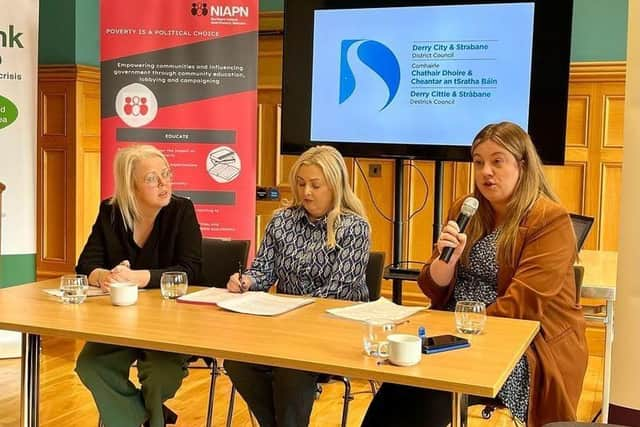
[[225, 145, 370, 427], [362, 122, 587, 427], [75, 145, 202, 427]]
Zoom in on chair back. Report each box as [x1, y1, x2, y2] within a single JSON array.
[[569, 213, 594, 251], [365, 252, 385, 301], [201, 238, 250, 287]]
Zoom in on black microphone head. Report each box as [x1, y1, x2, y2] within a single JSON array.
[[460, 197, 479, 217]]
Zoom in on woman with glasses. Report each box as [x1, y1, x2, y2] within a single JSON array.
[[75, 144, 202, 427]]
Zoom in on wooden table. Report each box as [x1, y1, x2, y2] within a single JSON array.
[[578, 249, 617, 423], [0, 279, 539, 427]]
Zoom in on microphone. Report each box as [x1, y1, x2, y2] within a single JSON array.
[[439, 197, 479, 263]]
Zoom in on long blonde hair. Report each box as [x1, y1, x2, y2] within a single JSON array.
[[287, 145, 367, 247], [109, 145, 169, 230], [462, 122, 558, 267]]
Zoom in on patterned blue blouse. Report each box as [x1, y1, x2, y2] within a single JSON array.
[[245, 206, 371, 302]]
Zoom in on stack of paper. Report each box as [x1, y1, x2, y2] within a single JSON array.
[[217, 292, 314, 316], [326, 297, 425, 322], [177, 287, 246, 305], [178, 288, 315, 316]]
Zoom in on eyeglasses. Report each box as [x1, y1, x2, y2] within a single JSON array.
[[143, 169, 172, 186]]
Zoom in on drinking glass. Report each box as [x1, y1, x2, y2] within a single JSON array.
[[363, 318, 396, 363], [160, 271, 188, 299], [59, 274, 89, 304], [455, 301, 487, 335]]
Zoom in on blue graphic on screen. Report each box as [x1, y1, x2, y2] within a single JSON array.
[[310, 3, 535, 146], [340, 40, 401, 110]]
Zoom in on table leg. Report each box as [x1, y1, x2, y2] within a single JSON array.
[[20, 333, 40, 427], [451, 392, 468, 427], [601, 300, 614, 423]]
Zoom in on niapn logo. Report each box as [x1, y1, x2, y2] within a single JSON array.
[[191, 2, 208, 16], [210, 4, 249, 18], [339, 40, 400, 111]]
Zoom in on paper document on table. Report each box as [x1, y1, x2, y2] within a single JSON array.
[[43, 288, 108, 298], [216, 292, 315, 316], [177, 287, 259, 305], [326, 297, 425, 322]]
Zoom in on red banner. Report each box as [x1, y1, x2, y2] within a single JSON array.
[[100, 0, 257, 246]]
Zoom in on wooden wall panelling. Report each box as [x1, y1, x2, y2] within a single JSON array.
[[37, 73, 75, 278], [588, 83, 625, 250], [598, 87, 624, 250], [37, 65, 100, 279], [557, 85, 591, 216], [599, 163, 622, 250], [257, 90, 282, 188], [569, 62, 625, 251], [352, 159, 396, 298], [403, 160, 434, 306], [75, 67, 101, 257], [544, 163, 587, 214], [255, 32, 285, 239]]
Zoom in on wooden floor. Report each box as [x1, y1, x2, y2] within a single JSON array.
[[0, 336, 603, 427]]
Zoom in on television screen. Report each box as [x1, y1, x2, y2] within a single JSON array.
[[281, 0, 573, 164]]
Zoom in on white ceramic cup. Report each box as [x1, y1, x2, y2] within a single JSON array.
[[387, 334, 422, 366], [109, 282, 138, 306]]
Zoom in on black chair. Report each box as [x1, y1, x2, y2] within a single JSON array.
[[201, 238, 251, 288], [569, 213, 595, 251], [365, 251, 385, 301], [198, 238, 250, 427], [226, 251, 387, 427]]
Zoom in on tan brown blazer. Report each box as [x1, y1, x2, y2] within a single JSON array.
[[419, 195, 588, 427]]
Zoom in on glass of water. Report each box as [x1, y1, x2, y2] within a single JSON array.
[[363, 318, 395, 363], [455, 301, 487, 335], [160, 271, 188, 299], [59, 274, 89, 304]]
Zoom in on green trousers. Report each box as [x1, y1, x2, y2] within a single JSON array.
[[75, 342, 191, 427]]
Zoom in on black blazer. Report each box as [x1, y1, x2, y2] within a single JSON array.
[[76, 195, 202, 288]]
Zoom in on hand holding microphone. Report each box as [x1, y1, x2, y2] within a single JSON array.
[[438, 197, 479, 263]]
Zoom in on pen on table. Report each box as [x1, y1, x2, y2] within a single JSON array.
[[238, 261, 246, 293]]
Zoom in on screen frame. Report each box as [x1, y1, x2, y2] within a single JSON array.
[[281, 0, 574, 164]]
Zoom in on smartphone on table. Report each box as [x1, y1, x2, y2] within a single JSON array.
[[422, 334, 470, 354]]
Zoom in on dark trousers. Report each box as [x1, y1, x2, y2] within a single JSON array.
[[75, 342, 190, 427], [362, 383, 491, 427], [224, 360, 320, 427]]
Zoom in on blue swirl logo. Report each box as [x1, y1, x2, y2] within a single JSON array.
[[339, 40, 400, 111]]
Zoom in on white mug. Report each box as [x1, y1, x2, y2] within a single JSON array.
[[387, 334, 422, 366], [109, 282, 138, 306]]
